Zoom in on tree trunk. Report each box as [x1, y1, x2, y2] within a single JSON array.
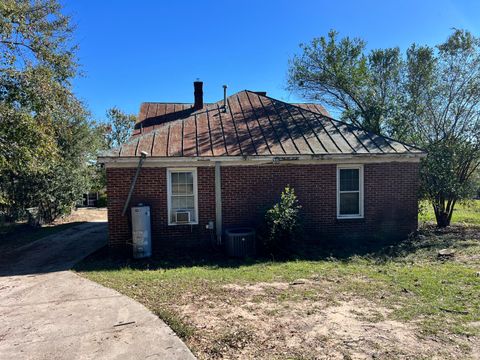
[[432, 197, 456, 228], [435, 210, 451, 227]]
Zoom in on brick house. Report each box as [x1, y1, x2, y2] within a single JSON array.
[[99, 81, 426, 254]]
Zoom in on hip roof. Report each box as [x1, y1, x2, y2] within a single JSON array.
[[100, 90, 425, 159]]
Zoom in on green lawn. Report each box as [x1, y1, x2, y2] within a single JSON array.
[[419, 199, 480, 225], [77, 218, 480, 359]]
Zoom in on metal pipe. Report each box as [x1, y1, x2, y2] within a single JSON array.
[[122, 151, 148, 216], [215, 161, 222, 244], [222, 85, 228, 112]]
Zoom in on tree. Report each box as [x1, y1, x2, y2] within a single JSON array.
[[104, 107, 136, 149], [288, 29, 480, 227], [406, 30, 480, 226], [261, 186, 302, 256], [0, 0, 75, 179], [0, 0, 104, 223], [288, 30, 403, 134], [420, 139, 478, 226], [475, 170, 480, 199], [85, 107, 136, 196]]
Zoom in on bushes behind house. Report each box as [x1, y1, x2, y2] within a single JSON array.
[[258, 186, 303, 257]]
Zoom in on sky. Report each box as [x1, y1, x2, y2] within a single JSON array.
[[63, 0, 480, 122]]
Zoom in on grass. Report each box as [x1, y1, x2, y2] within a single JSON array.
[[77, 227, 480, 358], [153, 307, 196, 340], [76, 203, 480, 358], [419, 199, 480, 225]]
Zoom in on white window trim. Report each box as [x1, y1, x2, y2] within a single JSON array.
[[167, 168, 199, 226], [336, 164, 364, 219]]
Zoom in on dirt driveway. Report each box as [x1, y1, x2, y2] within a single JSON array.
[[0, 216, 195, 359]]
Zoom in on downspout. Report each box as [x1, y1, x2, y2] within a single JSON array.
[[122, 151, 148, 216], [215, 161, 222, 244]]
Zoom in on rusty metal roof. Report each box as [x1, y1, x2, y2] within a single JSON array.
[[101, 90, 424, 158]]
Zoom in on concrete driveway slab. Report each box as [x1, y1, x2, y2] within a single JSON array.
[[0, 221, 195, 360]]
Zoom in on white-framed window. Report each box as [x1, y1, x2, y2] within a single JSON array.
[[337, 164, 364, 219], [167, 168, 198, 225]]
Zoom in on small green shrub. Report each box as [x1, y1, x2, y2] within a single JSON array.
[[260, 186, 302, 256]]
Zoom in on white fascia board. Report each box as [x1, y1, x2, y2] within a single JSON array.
[[100, 153, 426, 168]]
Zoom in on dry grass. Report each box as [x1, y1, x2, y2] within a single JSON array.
[[77, 222, 480, 359]]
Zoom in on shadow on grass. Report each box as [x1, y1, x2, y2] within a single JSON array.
[[75, 224, 480, 274]]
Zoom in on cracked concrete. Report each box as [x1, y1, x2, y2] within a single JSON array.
[[0, 221, 195, 360]]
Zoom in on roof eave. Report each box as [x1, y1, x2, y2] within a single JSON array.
[[98, 152, 427, 166]]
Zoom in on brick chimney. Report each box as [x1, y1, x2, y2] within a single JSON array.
[[194, 81, 203, 109]]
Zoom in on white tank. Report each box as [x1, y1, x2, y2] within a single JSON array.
[[131, 205, 152, 258]]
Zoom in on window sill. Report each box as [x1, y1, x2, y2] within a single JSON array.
[[168, 222, 199, 226], [336, 216, 365, 222]]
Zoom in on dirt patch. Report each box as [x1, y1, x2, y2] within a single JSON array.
[[175, 281, 473, 359], [222, 281, 291, 295], [78, 224, 479, 359], [54, 207, 107, 224]]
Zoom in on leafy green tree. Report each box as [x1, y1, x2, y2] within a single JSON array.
[[104, 107, 136, 149], [0, 0, 103, 223], [2, 97, 103, 223], [89, 106, 136, 198], [288, 30, 403, 134], [288, 29, 480, 227], [261, 186, 302, 256], [407, 30, 480, 226], [420, 140, 478, 226], [0, 0, 74, 180]]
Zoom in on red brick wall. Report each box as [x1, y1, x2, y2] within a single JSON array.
[[106, 167, 215, 253], [221, 163, 419, 241], [106, 162, 419, 253]]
